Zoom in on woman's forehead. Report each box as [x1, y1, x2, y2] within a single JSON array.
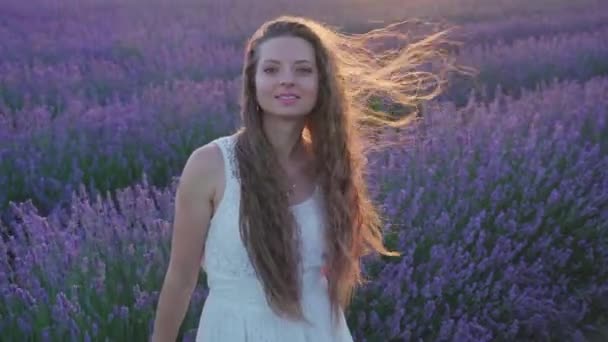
[[258, 36, 316, 64]]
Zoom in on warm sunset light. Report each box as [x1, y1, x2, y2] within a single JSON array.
[[1, 0, 607, 341]]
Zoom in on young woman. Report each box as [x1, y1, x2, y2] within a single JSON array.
[[152, 15, 452, 342]]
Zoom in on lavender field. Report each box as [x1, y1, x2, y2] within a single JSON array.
[[1, 0, 607, 341]]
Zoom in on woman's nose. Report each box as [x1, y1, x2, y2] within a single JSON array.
[[279, 72, 295, 86]]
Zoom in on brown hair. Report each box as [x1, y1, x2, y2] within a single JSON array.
[[233, 15, 457, 328]]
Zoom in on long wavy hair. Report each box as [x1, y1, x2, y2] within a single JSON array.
[[233, 15, 458, 328]]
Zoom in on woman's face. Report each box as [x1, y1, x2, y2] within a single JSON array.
[[255, 36, 319, 119]]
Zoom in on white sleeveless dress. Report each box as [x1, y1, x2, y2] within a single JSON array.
[[194, 135, 354, 342]]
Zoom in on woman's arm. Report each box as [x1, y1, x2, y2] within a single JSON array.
[[151, 143, 222, 342]]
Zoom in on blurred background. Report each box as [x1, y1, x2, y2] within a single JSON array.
[[1, 0, 607, 341]]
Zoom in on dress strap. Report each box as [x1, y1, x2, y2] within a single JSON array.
[[213, 135, 239, 190]]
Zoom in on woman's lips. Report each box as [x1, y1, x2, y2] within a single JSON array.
[[276, 95, 299, 106]]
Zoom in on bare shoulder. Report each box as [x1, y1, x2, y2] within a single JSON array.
[[165, 139, 224, 286], [177, 139, 224, 203]]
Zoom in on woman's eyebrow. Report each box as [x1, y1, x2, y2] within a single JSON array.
[[262, 59, 313, 64]]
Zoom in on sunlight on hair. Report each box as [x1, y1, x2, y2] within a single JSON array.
[[231, 14, 473, 328]]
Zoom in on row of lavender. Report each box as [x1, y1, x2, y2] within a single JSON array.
[[2, 22, 607, 218], [0, 0, 598, 53], [353, 76, 608, 340], [1, 75, 606, 341], [1, 2, 607, 115], [2, 19, 606, 121], [0, 78, 241, 219]]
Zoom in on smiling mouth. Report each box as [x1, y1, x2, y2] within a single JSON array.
[[275, 95, 300, 100], [275, 95, 300, 106]]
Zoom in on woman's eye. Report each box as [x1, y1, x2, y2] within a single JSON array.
[[262, 67, 312, 74]]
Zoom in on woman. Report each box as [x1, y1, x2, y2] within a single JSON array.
[[152, 15, 452, 342]]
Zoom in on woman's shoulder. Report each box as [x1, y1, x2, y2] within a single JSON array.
[[181, 139, 226, 195], [185, 132, 241, 181]]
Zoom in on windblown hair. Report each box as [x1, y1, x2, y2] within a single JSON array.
[[233, 15, 458, 327]]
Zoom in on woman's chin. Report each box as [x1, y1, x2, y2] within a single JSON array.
[[265, 108, 311, 118]]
